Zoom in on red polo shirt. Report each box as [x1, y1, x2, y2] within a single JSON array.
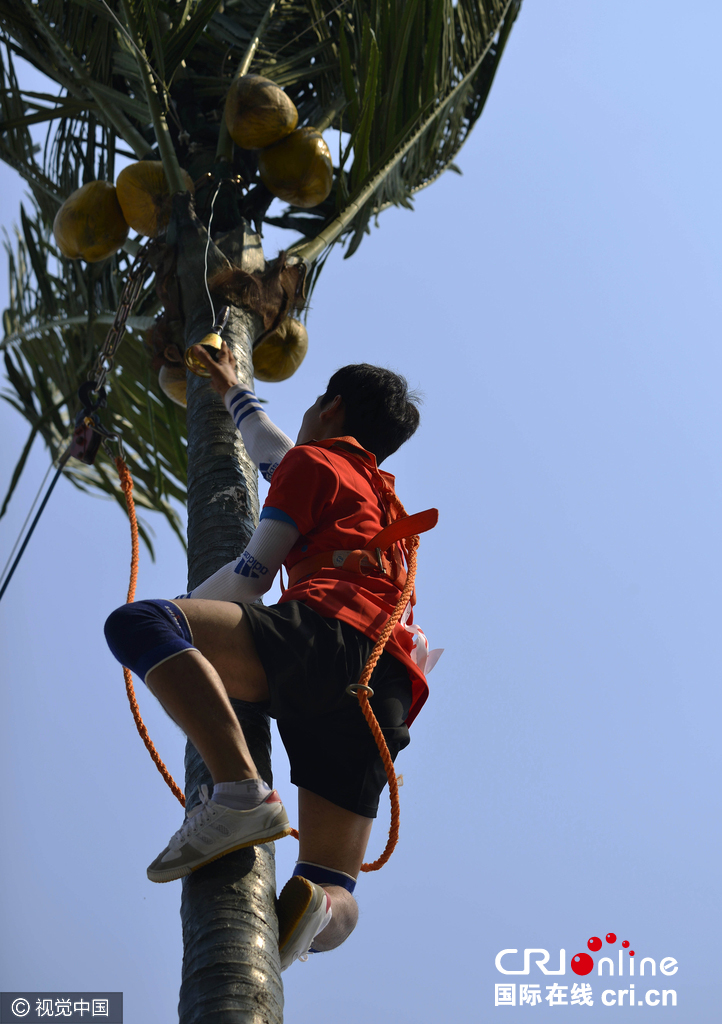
[[260, 436, 429, 725]]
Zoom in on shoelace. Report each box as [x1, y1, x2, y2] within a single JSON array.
[[168, 784, 215, 849]]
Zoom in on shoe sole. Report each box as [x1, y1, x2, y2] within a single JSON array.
[[147, 824, 293, 883], [277, 876, 316, 949], [277, 875, 332, 970]]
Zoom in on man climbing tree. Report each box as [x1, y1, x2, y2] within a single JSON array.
[[0, 0, 521, 1017], [105, 344, 437, 968]]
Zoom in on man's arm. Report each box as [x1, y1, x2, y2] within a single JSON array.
[[223, 385, 292, 482], [191, 341, 293, 481], [179, 517, 299, 602], [183, 442, 335, 602]]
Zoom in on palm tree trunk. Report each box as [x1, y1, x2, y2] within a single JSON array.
[[166, 193, 284, 1024]]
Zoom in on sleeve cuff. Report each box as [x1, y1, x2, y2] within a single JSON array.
[[260, 507, 298, 529]]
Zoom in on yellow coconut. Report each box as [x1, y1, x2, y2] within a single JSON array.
[[116, 161, 195, 237], [158, 364, 187, 408], [258, 128, 333, 208], [224, 74, 298, 150], [53, 181, 129, 262], [253, 319, 308, 382]]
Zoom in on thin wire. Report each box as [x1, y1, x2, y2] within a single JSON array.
[[203, 181, 223, 324], [0, 456, 56, 590], [0, 450, 72, 604]]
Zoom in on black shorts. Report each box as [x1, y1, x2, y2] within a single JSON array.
[[241, 600, 412, 818]]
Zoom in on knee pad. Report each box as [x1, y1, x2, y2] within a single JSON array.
[[104, 599, 195, 681], [293, 860, 356, 894]]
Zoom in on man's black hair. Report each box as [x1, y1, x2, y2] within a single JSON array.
[[320, 364, 420, 464]]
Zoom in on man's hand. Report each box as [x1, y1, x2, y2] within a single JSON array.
[[191, 340, 239, 398]]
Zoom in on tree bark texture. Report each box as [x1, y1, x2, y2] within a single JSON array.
[[166, 193, 284, 1024], [180, 705, 282, 1024]]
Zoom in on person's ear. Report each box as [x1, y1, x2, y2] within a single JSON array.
[[320, 394, 344, 420]]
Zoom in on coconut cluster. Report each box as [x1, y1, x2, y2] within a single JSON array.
[[53, 160, 194, 263], [225, 75, 333, 209], [53, 75, 321, 389], [53, 76, 330, 256]]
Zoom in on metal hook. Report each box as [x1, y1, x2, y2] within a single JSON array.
[[213, 305, 230, 335]]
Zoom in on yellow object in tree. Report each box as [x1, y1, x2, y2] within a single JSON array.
[[184, 332, 223, 378], [258, 128, 333, 208], [253, 319, 308, 382], [158, 364, 187, 408], [116, 161, 195, 238], [53, 181, 129, 262], [224, 74, 298, 150]]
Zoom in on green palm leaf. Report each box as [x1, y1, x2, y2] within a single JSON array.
[[1, 208, 186, 554]]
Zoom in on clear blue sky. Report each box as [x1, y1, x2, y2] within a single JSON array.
[[1, 2, 720, 1020]]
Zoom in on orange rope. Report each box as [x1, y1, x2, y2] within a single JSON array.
[[115, 456, 185, 807], [290, 489, 420, 871], [357, 534, 418, 871]]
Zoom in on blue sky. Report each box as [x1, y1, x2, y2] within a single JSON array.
[[1, 1, 720, 1020]]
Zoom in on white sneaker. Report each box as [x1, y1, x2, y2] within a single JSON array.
[[277, 876, 333, 970], [147, 784, 291, 883]]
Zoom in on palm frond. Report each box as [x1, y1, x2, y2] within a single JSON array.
[[291, 0, 522, 261], [0, 0, 521, 528], [1, 204, 186, 552], [3, 0, 521, 253]]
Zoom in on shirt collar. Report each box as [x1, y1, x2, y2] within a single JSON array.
[[299, 436, 396, 487]]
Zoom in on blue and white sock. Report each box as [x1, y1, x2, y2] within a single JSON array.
[[293, 860, 357, 894]]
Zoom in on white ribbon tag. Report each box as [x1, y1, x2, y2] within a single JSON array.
[[402, 619, 444, 675]]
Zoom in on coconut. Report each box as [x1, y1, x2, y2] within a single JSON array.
[[116, 161, 195, 238], [158, 364, 187, 408], [53, 181, 129, 262], [224, 74, 298, 150], [253, 319, 308, 382], [258, 128, 333, 208]]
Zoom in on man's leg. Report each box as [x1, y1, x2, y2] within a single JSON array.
[[276, 789, 373, 968], [294, 788, 373, 950], [150, 601, 373, 946], [143, 599, 270, 782], [269, 638, 410, 963], [105, 598, 290, 881], [148, 601, 371, 944]]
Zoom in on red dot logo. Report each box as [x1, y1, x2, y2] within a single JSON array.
[[571, 953, 594, 976], [577, 929, 636, 974]]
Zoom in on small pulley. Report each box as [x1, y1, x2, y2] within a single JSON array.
[[184, 306, 230, 378]]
